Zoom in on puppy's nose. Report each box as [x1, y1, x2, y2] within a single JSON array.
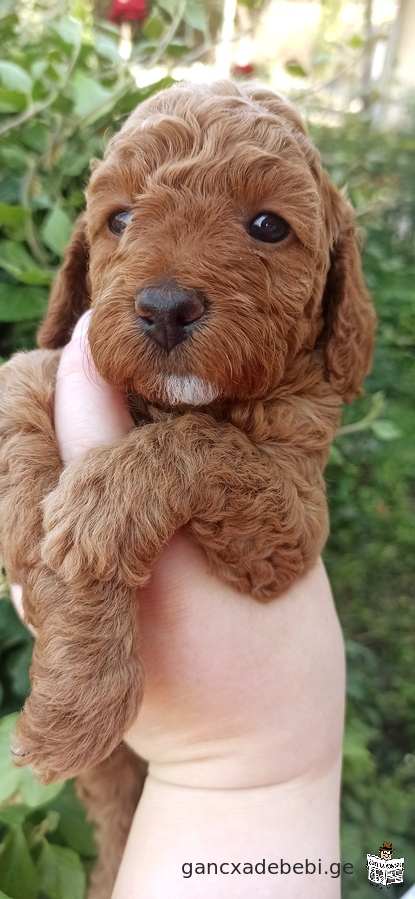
[[135, 281, 207, 353]]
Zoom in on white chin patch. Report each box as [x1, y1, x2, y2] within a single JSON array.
[[160, 374, 220, 406]]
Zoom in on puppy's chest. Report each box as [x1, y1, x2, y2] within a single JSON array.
[[128, 395, 174, 427], [127, 393, 222, 427]]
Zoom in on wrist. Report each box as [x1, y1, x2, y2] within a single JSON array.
[[113, 765, 342, 899]]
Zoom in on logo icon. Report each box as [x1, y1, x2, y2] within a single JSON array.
[[366, 841, 405, 889]]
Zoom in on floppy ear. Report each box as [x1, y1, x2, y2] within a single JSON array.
[[322, 194, 376, 403], [37, 214, 90, 349]]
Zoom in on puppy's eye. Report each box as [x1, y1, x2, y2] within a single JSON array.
[[108, 210, 133, 235], [248, 213, 289, 244]]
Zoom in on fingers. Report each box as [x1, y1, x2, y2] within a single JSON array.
[[55, 311, 134, 465], [125, 553, 345, 787]]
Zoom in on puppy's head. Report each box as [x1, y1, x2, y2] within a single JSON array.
[[38, 80, 375, 406]]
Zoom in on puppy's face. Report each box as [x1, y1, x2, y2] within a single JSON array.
[[85, 82, 333, 406]]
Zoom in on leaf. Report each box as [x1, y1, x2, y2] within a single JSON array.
[[0, 204, 28, 229], [0, 3, 18, 21], [70, 72, 112, 119], [183, 1, 207, 32], [59, 148, 93, 178], [371, 420, 401, 441], [0, 713, 20, 803], [0, 88, 27, 114], [36, 841, 86, 899], [0, 714, 64, 808], [5, 643, 32, 701], [18, 121, 48, 153], [285, 62, 308, 78], [0, 827, 39, 899], [0, 144, 28, 173], [0, 599, 32, 650], [18, 769, 64, 808], [0, 175, 20, 206], [0, 805, 31, 827], [370, 390, 386, 415], [0, 240, 52, 285], [348, 34, 364, 49], [143, 13, 165, 41], [166, 40, 189, 57], [0, 283, 47, 322], [52, 18, 83, 48], [45, 782, 97, 858], [343, 719, 375, 781], [0, 891, 14, 898], [93, 31, 122, 63], [27, 811, 60, 848], [329, 444, 344, 466], [41, 206, 73, 256], [158, 0, 180, 15], [0, 62, 32, 95], [30, 60, 48, 82]]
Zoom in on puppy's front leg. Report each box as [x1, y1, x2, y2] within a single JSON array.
[[35, 410, 327, 775], [0, 352, 143, 782], [43, 410, 327, 601], [16, 417, 198, 779], [41, 415, 202, 591], [13, 569, 143, 782], [0, 350, 62, 626]]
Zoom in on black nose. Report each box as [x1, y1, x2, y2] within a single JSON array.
[[135, 281, 207, 353]]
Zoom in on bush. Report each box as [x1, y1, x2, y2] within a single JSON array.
[[312, 116, 415, 896]]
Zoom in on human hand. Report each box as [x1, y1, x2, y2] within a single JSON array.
[[54, 310, 133, 464], [13, 312, 346, 897]]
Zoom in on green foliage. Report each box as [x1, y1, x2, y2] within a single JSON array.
[[0, 5, 414, 897], [311, 115, 415, 896], [0, 595, 97, 898], [0, 711, 96, 899], [0, 4, 172, 357]]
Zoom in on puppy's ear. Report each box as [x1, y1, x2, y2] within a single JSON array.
[[322, 189, 376, 403], [37, 214, 90, 349]]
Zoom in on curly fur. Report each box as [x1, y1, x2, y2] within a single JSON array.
[[0, 79, 375, 897]]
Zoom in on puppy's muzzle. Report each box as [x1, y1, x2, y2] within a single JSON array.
[[135, 280, 207, 353]]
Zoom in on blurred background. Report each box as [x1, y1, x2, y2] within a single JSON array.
[[0, 1, 414, 897]]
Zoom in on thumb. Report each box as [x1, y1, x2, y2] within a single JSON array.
[[55, 311, 133, 465]]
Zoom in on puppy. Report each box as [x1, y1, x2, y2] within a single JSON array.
[[0, 79, 375, 896]]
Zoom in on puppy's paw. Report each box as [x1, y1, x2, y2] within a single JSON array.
[[12, 710, 73, 784], [42, 479, 114, 589], [12, 698, 141, 784], [41, 460, 149, 589], [11, 567, 144, 783]]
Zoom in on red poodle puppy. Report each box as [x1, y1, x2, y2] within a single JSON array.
[[0, 79, 375, 896]]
